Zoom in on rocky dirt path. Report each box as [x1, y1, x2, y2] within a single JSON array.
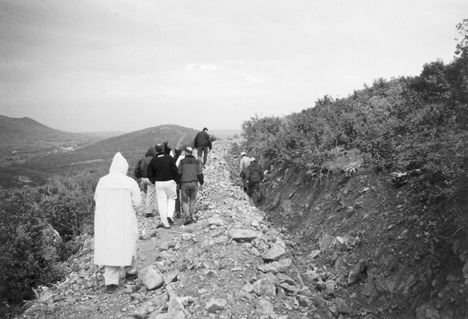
[[20, 141, 332, 319]]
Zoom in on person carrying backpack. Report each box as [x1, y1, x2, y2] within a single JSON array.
[[245, 157, 264, 202], [134, 146, 157, 217]]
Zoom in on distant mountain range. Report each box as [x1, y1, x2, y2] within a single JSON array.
[[0, 116, 198, 188], [0, 115, 121, 153]]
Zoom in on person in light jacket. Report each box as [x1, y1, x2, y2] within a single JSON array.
[[239, 151, 251, 192], [94, 152, 143, 293]]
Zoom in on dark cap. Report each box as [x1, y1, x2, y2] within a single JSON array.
[[155, 144, 164, 153], [203, 127, 208, 131]]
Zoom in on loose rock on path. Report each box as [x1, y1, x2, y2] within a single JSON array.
[[20, 141, 335, 319]]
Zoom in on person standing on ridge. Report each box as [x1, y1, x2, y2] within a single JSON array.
[[94, 152, 143, 293], [147, 144, 179, 228], [239, 151, 251, 192], [245, 157, 264, 203], [178, 147, 204, 225], [193, 127, 212, 166], [134, 146, 157, 217]]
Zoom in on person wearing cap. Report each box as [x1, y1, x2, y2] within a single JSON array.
[[193, 127, 212, 166], [134, 146, 157, 217], [245, 157, 264, 203], [178, 147, 204, 225], [94, 152, 143, 293], [239, 151, 251, 192], [147, 144, 179, 228]]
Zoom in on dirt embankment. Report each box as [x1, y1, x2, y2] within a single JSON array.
[[225, 145, 468, 319]]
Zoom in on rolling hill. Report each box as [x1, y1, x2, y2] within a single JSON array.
[[0, 115, 103, 153], [0, 123, 197, 188]]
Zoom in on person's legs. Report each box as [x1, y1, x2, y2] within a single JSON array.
[[155, 182, 169, 227], [180, 184, 190, 219], [242, 176, 248, 192], [175, 184, 181, 218], [247, 181, 257, 197], [197, 147, 203, 160], [188, 185, 198, 218], [165, 181, 177, 222], [146, 182, 156, 217], [202, 147, 208, 165], [104, 266, 120, 286], [124, 256, 137, 277]]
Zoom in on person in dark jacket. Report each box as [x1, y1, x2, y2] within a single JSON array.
[[163, 141, 172, 156], [245, 157, 264, 202], [193, 127, 212, 166], [134, 146, 157, 217], [147, 144, 179, 228], [178, 147, 204, 225]]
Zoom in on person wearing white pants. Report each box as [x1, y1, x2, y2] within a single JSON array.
[[155, 180, 177, 227], [147, 144, 179, 228]]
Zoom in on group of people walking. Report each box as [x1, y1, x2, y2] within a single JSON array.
[[93, 128, 211, 292], [239, 151, 264, 200]]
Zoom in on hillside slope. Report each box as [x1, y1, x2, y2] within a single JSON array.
[[235, 54, 468, 318], [0, 124, 197, 188], [226, 150, 467, 318], [0, 115, 99, 152]]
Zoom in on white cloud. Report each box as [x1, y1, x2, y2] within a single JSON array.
[[0, 0, 467, 132]]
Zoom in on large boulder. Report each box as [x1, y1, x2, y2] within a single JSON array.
[[262, 243, 287, 262], [139, 265, 164, 290], [205, 298, 227, 313], [229, 228, 260, 242]]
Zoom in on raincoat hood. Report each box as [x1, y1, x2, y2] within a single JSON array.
[[145, 146, 156, 157], [109, 152, 129, 175]]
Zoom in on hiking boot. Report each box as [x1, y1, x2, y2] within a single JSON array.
[[156, 223, 170, 229], [125, 272, 138, 281], [106, 284, 118, 293], [183, 217, 194, 225]]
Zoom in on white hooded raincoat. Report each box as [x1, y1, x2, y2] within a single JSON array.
[[94, 152, 142, 266]]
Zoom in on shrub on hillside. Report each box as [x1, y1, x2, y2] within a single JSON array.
[[0, 189, 65, 303], [38, 174, 95, 242], [0, 171, 98, 304]]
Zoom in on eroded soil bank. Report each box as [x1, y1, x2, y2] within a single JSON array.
[[225, 140, 468, 319]]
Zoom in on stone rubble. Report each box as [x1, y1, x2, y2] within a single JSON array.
[[21, 140, 432, 319]]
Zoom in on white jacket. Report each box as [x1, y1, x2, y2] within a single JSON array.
[[94, 152, 142, 266], [239, 155, 251, 174]]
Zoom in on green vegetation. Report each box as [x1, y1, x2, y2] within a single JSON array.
[[0, 172, 97, 306], [242, 22, 468, 206]]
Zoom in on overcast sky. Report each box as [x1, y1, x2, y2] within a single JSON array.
[[0, 1, 466, 133]]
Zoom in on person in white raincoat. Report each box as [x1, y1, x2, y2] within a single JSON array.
[[94, 152, 143, 292]]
